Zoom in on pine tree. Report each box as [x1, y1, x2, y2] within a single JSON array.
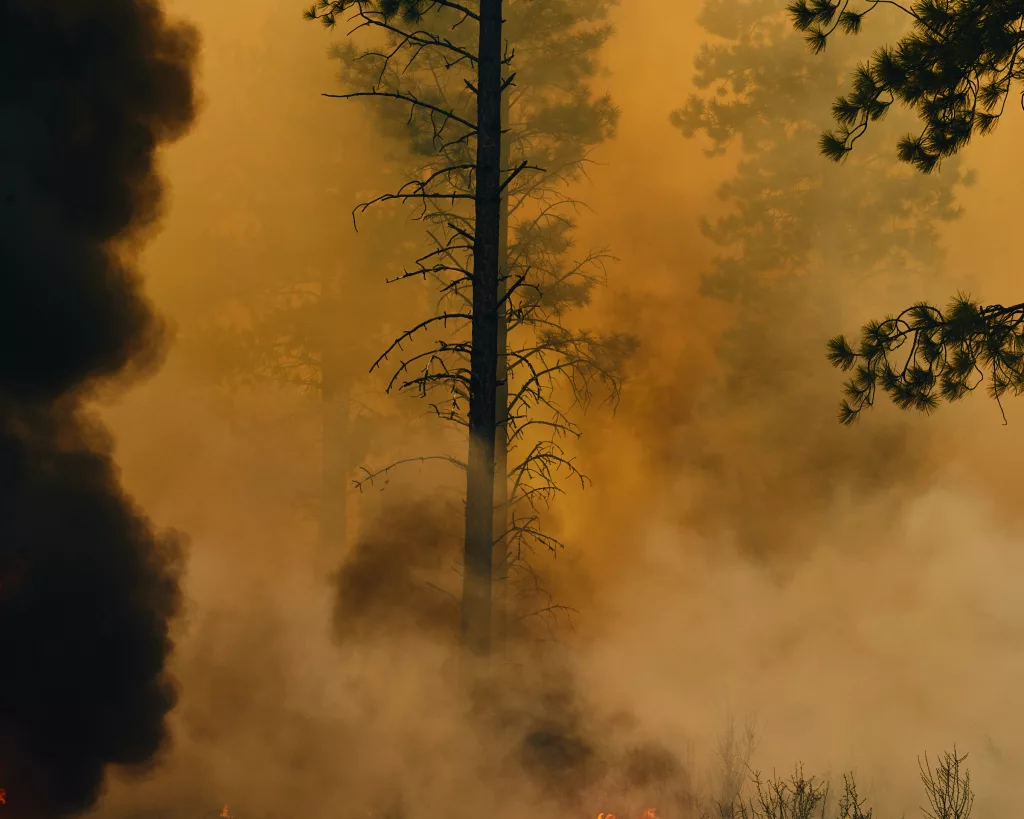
[[788, 0, 1024, 422], [166, 17, 426, 570], [672, 0, 966, 555], [309, 0, 630, 664]]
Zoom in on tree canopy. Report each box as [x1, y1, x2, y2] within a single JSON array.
[[675, 1, 963, 304], [789, 0, 1024, 423], [789, 0, 1024, 173], [671, 0, 965, 556]]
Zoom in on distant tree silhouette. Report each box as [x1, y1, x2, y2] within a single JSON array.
[[702, 746, 972, 819], [306, 0, 629, 668], [671, 0, 965, 556], [167, 22, 427, 568], [188, 185, 424, 563], [789, 0, 1024, 423]]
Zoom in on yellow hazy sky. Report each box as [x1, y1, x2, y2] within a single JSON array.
[[96, 3, 1024, 817]]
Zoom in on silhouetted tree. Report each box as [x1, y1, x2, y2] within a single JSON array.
[[708, 748, 972, 819], [306, 0, 508, 668], [789, 1, 1024, 423], [308, 0, 629, 662], [919, 748, 974, 819], [790, 0, 1023, 172]]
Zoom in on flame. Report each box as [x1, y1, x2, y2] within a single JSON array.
[[220, 806, 230, 818], [0, 788, 6, 805], [596, 809, 657, 819]]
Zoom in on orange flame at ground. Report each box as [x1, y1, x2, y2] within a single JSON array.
[[0, 788, 6, 805], [220, 806, 230, 818], [597, 809, 657, 819]]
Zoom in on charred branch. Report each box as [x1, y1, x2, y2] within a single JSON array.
[[353, 454, 467, 493]]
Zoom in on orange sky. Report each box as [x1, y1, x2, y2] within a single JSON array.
[[94, 3, 1024, 818]]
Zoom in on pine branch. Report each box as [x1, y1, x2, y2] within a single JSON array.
[[791, 0, 1024, 170], [829, 295, 1024, 424]]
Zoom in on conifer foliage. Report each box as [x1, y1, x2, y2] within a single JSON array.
[[789, 0, 1024, 423], [790, 0, 1024, 173]]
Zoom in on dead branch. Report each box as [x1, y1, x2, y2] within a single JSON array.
[[353, 454, 466, 492]]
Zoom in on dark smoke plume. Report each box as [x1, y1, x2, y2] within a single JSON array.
[[334, 500, 459, 643], [0, 1, 198, 816]]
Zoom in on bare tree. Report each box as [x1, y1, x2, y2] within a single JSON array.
[[834, 775, 872, 819], [918, 748, 974, 819], [302, 0, 515, 672], [738, 767, 830, 819], [712, 716, 760, 819], [707, 747, 978, 819], [707, 750, 979, 819], [308, 0, 629, 665], [722, 768, 864, 819]]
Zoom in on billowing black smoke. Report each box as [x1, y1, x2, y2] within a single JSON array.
[[334, 499, 459, 643], [0, 1, 198, 816]]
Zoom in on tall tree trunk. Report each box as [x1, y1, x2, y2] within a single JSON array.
[[492, 81, 511, 659], [460, 0, 504, 672], [320, 286, 350, 573]]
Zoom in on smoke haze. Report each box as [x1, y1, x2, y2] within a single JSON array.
[[64, 2, 1024, 819]]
